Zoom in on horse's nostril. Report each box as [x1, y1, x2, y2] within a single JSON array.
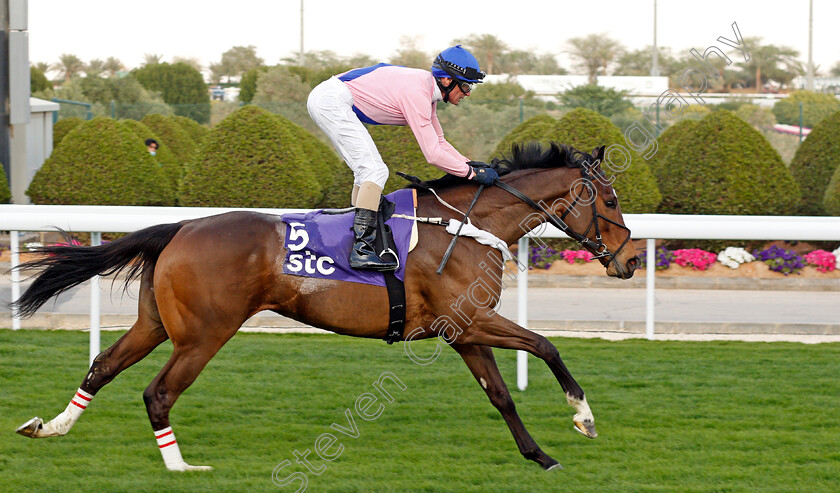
[[627, 257, 641, 270]]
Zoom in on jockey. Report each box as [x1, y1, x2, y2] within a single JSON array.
[[307, 45, 499, 271]]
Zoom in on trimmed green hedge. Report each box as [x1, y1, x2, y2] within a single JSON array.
[[0, 167, 11, 203], [648, 119, 700, 212], [140, 114, 198, 166], [272, 114, 353, 208], [772, 90, 840, 128], [53, 117, 84, 148], [790, 111, 840, 215], [654, 110, 799, 215], [171, 115, 209, 145], [118, 119, 182, 196], [27, 117, 175, 205], [179, 105, 321, 208], [493, 109, 662, 213], [367, 125, 448, 194]]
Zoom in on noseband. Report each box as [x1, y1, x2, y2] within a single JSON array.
[[493, 166, 632, 270]]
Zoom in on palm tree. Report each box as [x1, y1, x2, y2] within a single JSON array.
[[86, 59, 105, 78], [567, 34, 623, 84], [51, 53, 85, 82], [453, 34, 508, 74], [738, 37, 800, 91], [142, 53, 164, 66], [103, 57, 125, 78]]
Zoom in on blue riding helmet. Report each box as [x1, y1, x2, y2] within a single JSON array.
[[431, 45, 486, 83]]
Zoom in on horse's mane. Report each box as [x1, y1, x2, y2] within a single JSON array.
[[405, 141, 590, 194]]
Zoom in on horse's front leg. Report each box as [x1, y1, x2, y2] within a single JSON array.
[[451, 343, 562, 471], [456, 317, 597, 439]]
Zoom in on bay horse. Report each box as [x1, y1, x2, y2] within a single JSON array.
[[13, 142, 639, 471]]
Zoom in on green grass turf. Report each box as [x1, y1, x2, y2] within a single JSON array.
[[1, 329, 839, 492]]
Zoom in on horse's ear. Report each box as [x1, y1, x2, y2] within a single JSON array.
[[591, 145, 606, 162]]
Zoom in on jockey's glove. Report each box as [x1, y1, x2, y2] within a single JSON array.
[[468, 161, 499, 186]]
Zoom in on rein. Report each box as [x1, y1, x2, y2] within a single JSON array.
[[493, 168, 632, 271]]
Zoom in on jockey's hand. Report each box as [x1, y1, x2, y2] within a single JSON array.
[[468, 161, 499, 186]]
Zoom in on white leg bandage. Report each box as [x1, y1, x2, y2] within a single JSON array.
[[38, 388, 93, 437]]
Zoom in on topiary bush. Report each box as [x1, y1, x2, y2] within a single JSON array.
[[648, 119, 700, 211], [789, 111, 840, 215], [0, 168, 11, 203], [822, 149, 840, 216], [494, 109, 661, 213], [772, 90, 840, 129], [53, 117, 84, 148], [141, 113, 198, 166], [171, 115, 209, 145], [179, 105, 321, 208], [492, 114, 561, 155], [367, 125, 448, 195], [27, 116, 175, 205], [654, 110, 800, 215], [118, 119, 182, 196], [272, 113, 353, 208]]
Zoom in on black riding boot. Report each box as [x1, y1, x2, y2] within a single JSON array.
[[350, 208, 398, 271]]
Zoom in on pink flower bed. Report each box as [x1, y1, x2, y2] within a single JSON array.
[[804, 249, 836, 273], [671, 249, 718, 271]]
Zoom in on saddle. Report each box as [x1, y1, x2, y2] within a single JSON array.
[[280, 189, 416, 344]]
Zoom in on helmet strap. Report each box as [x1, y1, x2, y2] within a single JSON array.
[[435, 77, 458, 103]]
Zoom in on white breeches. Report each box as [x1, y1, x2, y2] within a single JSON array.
[[307, 77, 389, 188]]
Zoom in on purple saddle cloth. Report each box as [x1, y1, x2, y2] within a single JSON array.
[[280, 189, 415, 286]]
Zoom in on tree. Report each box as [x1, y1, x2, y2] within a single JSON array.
[[86, 59, 105, 78], [452, 34, 508, 74], [252, 66, 311, 104], [172, 56, 203, 72], [615, 47, 678, 78], [831, 61, 840, 77], [558, 84, 633, 118], [772, 90, 840, 128], [567, 34, 623, 83], [133, 62, 211, 123], [389, 35, 430, 69], [30, 66, 51, 93], [216, 45, 264, 81], [52, 53, 85, 82], [737, 37, 801, 91], [238, 66, 267, 104], [497, 51, 566, 75], [103, 57, 125, 78], [142, 53, 164, 66]]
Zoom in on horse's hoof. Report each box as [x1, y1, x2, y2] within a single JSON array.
[[16, 417, 44, 438], [573, 419, 597, 438], [545, 462, 564, 472]]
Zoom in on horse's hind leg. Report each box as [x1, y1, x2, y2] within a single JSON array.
[[452, 343, 562, 471], [457, 318, 597, 440], [17, 268, 168, 438]]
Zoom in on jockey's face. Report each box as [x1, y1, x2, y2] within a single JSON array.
[[441, 77, 470, 105]]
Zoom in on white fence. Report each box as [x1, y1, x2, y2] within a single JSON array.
[[3, 205, 840, 388]]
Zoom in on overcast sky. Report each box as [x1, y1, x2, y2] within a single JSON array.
[[29, 0, 840, 75]]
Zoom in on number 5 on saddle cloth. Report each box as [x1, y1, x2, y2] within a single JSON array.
[[280, 189, 415, 343]]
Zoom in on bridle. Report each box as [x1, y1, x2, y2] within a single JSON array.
[[492, 165, 633, 270]]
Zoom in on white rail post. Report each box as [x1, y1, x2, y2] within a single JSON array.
[[89, 232, 102, 366], [646, 238, 656, 340], [10, 231, 20, 330], [516, 237, 529, 391]]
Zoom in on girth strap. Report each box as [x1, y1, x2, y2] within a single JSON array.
[[374, 197, 406, 344]]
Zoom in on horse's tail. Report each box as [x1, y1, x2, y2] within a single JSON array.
[[11, 222, 185, 318]]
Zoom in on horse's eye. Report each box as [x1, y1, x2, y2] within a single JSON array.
[[605, 200, 617, 209]]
